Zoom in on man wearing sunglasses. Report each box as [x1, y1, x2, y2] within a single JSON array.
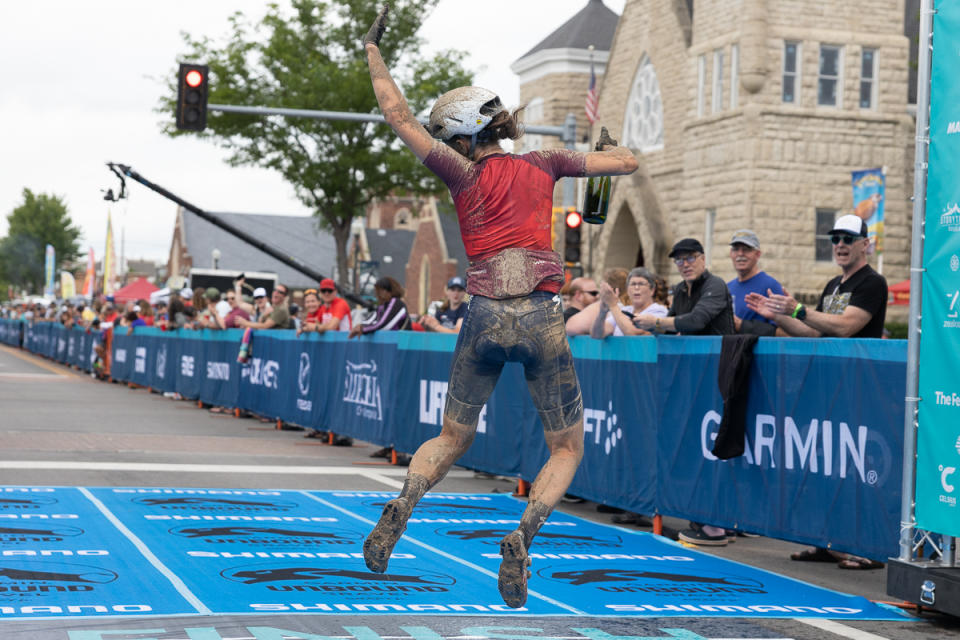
[[745, 215, 887, 338], [562, 276, 599, 324], [633, 238, 735, 336]]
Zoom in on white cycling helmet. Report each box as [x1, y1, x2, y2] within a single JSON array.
[[427, 86, 506, 141]]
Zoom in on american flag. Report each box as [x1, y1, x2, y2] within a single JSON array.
[[585, 62, 598, 124]]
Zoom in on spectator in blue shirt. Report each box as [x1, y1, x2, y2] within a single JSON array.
[[726, 229, 784, 336], [421, 276, 468, 334]]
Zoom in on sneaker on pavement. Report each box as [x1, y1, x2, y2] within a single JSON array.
[[679, 527, 728, 546]]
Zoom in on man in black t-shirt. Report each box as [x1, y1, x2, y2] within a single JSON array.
[[745, 215, 887, 338]]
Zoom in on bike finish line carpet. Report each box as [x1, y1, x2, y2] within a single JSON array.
[[0, 488, 905, 622]]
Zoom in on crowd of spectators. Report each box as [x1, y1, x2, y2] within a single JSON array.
[[555, 217, 888, 568]]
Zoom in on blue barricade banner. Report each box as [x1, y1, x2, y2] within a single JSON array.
[[394, 332, 530, 475], [0, 318, 910, 560], [657, 337, 905, 560]]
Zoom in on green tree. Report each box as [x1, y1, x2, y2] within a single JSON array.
[[0, 189, 82, 293], [159, 0, 472, 287]]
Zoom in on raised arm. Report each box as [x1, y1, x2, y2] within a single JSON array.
[[364, 5, 436, 161], [584, 127, 639, 177]]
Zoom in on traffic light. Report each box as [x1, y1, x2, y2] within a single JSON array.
[[176, 63, 209, 131], [564, 209, 582, 264]]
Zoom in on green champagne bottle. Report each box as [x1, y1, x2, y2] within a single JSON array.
[[582, 173, 611, 225], [582, 131, 614, 224]]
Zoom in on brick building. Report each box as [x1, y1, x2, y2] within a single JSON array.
[[513, 0, 917, 307], [362, 196, 469, 315]]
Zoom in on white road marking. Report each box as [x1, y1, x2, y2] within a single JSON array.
[[0, 372, 67, 379], [0, 460, 471, 486], [303, 492, 587, 616], [79, 487, 212, 615], [797, 618, 891, 640]]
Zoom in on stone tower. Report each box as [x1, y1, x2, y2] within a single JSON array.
[[515, 0, 916, 304]]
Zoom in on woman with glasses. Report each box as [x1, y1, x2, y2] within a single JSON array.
[[591, 267, 668, 338]]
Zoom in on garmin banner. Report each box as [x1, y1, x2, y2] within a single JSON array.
[[2, 319, 907, 558], [657, 338, 905, 561], [917, 0, 960, 538]]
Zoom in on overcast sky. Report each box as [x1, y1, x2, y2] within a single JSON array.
[[0, 0, 624, 268]]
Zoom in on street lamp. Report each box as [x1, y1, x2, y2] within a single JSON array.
[[212, 248, 221, 270]]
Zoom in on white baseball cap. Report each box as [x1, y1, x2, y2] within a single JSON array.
[[253, 287, 268, 298], [830, 214, 868, 237], [180, 287, 194, 299]]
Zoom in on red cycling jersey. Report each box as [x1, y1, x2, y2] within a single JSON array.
[[424, 148, 586, 295]]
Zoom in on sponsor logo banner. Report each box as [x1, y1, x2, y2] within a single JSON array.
[[919, 0, 960, 537]]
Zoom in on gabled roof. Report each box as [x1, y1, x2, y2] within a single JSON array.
[[364, 228, 416, 287], [519, 0, 620, 60], [436, 200, 469, 276], [181, 210, 337, 289]]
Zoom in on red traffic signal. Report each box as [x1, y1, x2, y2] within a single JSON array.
[[564, 209, 583, 264], [184, 69, 204, 88], [176, 63, 209, 131]]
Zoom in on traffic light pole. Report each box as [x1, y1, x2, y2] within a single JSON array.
[[106, 162, 373, 309], [208, 104, 580, 207]]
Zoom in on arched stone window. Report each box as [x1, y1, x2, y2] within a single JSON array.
[[622, 55, 664, 153]]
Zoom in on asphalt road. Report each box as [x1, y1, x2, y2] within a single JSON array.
[[0, 343, 958, 640]]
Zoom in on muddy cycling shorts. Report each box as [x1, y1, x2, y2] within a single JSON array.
[[444, 291, 583, 432]]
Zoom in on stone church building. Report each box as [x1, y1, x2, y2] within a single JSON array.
[[513, 0, 916, 306]]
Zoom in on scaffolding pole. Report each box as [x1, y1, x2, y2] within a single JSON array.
[[899, 0, 934, 562]]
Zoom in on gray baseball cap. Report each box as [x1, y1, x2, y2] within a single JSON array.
[[730, 229, 761, 249]]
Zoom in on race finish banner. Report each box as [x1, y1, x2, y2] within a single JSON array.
[[917, 0, 960, 537]]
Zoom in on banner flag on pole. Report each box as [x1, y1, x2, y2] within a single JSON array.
[[43, 244, 56, 298], [60, 271, 76, 299], [103, 212, 117, 296], [82, 248, 96, 299], [851, 167, 886, 253], [585, 60, 598, 125]]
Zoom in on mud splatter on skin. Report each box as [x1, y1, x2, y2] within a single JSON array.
[[517, 500, 553, 550], [405, 417, 477, 489], [396, 473, 430, 507]]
